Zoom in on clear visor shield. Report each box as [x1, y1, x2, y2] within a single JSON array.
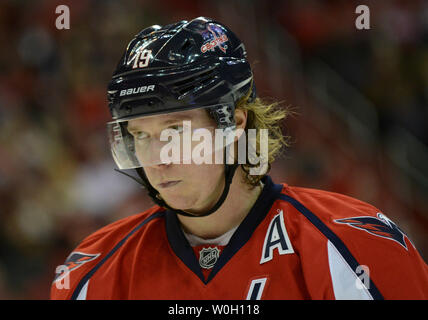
[[107, 105, 241, 169]]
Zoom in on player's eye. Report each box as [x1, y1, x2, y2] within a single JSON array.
[[133, 131, 150, 140], [169, 124, 184, 133], [162, 124, 184, 135]]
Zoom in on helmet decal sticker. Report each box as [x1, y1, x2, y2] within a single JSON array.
[[200, 23, 229, 53], [132, 49, 152, 69]]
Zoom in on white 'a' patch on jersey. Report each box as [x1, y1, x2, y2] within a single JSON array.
[[260, 209, 294, 264]]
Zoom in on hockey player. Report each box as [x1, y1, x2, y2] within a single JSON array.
[[51, 17, 428, 300]]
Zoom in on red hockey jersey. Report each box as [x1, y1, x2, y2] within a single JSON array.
[[51, 176, 428, 299]]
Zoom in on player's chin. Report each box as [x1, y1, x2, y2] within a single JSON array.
[[161, 193, 197, 211]]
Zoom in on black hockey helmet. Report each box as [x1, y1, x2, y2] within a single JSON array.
[[107, 17, 256, 217], [107, 16, 255, 124]]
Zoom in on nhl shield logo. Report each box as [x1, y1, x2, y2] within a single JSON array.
[[199, 247, 220, 269]]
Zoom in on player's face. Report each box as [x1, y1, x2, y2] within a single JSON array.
[[128, 109, 226, 213]]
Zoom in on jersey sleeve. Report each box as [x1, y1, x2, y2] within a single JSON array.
[[328, 208, 428, 299], [50, 231, 105, 300], [282, 186, 428, 300], [50, 207, 162, 300]]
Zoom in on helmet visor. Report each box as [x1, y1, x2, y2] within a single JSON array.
[[107, 105, 238, 169]]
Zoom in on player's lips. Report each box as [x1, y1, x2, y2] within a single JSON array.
[[158, 180, 181, 189]]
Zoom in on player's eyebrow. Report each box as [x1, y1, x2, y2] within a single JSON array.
[[161, 115, 192, 125], [127, 114, 193, 132]]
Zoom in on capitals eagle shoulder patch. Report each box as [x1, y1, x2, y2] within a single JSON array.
[[53, 251, 100, 283], [335, 212, 412, 250]]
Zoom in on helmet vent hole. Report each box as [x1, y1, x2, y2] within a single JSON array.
[[172, 69, 217, 96], [181, 39, 192, 52]]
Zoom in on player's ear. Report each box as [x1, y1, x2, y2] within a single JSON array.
[[233, 108, 247, 143], [234, 108, 247, 130]]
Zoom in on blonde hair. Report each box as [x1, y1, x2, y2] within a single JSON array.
[[235, 93, 294, 187]]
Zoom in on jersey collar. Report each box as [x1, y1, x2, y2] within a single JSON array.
[[165, 175, 283, 284]]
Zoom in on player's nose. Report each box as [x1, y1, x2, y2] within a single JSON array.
[[152, 162, 171, 170]]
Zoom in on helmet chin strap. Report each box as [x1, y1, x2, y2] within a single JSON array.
[[139, 162, 239, 217], [115, 161, 239, 218]]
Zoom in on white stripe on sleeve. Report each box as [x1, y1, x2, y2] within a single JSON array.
[[327, 240, 373, 300]]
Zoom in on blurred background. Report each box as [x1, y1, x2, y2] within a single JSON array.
[[0, 0, 427, 299]]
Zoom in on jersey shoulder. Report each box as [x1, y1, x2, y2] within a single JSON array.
[[275, 183, 428, 299], [279, 183, 381, 221], [83, 205, 165, 248], [277, 183, 416, 255], [50, 205, 165, 299]]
